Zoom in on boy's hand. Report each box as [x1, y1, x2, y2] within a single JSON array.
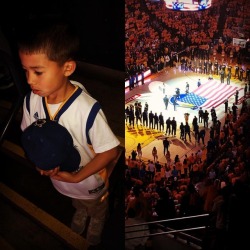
[[36, 166, 60, 177], [51, 171, 78, 183]]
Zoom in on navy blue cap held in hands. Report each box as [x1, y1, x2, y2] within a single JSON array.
[[21, 119, 81, 172]]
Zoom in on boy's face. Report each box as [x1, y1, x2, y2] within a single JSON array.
[[19, 52, 67, 97]]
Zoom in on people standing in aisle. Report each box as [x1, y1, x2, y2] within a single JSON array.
[[227, 63, 232, 73], [147, 161, 155, 181], [208, 59, 212, 74], [197, 79, 201, 87], [171, 166, 179, 183], [135, 71, 139, 87], [129, 74, 134, 90], [180, 122, 185, 140], [184, 122, 191, 142], [245, 67, 250, 82], [193, 58, 198, 73], [239, 66, 245, 81], [210, 107, 216, 121], [137, 143, 142, 161], [144, 102, 149, 113], [198, 107, 204, 123], [166, 117, 172, 135], [165, 150, 171, 168], [159, 112, 164, 132], [203, 110, 209, 128], [209, 126, 215, 140], [231, 103, 238, 122], [154, 161, 162, 178], [149, 111, 154, 129], [134, 101, 138, 112], [163, 137, 170, 155], [214, 60, 218, 75], [211, 114, 217, 128], [125, 106, 130, 124], [138, 102, 142, 116], [171, 117, 177, 137], [135, 107, 141, 127], [164, 54, 170, 69], [175, 88, 180, 99], [224, 99, 228, 113], [129, 106, 135, 128], [187, 59, 192, 71], [131, 150, 137, 161], [152, 146, 158, 162], [174, 154, 180, 165], [192, 115, 198, 131], [154, 112, 159, 130], [185, 82, 189, 94], [219, 68, 225, 83], [163, 95, 169, 110], [182, 156, 189, 177], [244, 84, 248, 98], [203, 59, 208, 74], [142, 109, 148, 128], [193, 123, 199, 142], [221, 62, 226, 74], [215, 119, 221, 136], [198, 128, 206, 145], [235, 90, 239, 104]]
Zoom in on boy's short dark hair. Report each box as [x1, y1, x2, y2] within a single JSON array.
[[16, 17, 80, 65]]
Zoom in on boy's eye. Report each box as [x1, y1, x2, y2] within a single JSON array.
[[34, 71, 43, 76]]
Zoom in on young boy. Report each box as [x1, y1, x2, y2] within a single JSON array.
[[17, 17, 120, 248]]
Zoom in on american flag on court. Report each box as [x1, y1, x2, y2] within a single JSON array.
[[179, 80, 243, 109]]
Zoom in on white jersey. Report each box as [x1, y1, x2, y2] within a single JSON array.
[[21, 80, 120, 200]]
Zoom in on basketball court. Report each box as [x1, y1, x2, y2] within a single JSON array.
[[125, 66, 247, 164]]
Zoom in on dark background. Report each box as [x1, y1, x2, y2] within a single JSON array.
[[0, 0, 125, 71]]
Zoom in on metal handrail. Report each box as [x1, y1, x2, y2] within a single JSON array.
[[126, 226, 206, 240], [125, 213, 209, 241], [126, 213, 209, 228]]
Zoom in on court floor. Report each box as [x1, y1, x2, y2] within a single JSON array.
[[125, 66, 247, 165]]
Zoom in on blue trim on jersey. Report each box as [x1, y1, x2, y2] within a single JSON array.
[[86, 102, 101, 145], [25, 91, 31, 114], [42, 97, 50, 120], [54, 87, 82, 121], [41, 87, 83, 122]]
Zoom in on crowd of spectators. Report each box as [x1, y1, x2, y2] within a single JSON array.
[[125, 1, 250, 249], [125, 101, 250, 249], [125, 0, 250, 80]]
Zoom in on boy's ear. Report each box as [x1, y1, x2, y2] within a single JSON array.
[[63, 61, 76, 76]]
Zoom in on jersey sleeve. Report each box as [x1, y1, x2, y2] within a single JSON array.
[[87, 108, 120, 153]]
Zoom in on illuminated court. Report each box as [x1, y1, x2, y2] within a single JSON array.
[[125, 66, 246, 164]]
